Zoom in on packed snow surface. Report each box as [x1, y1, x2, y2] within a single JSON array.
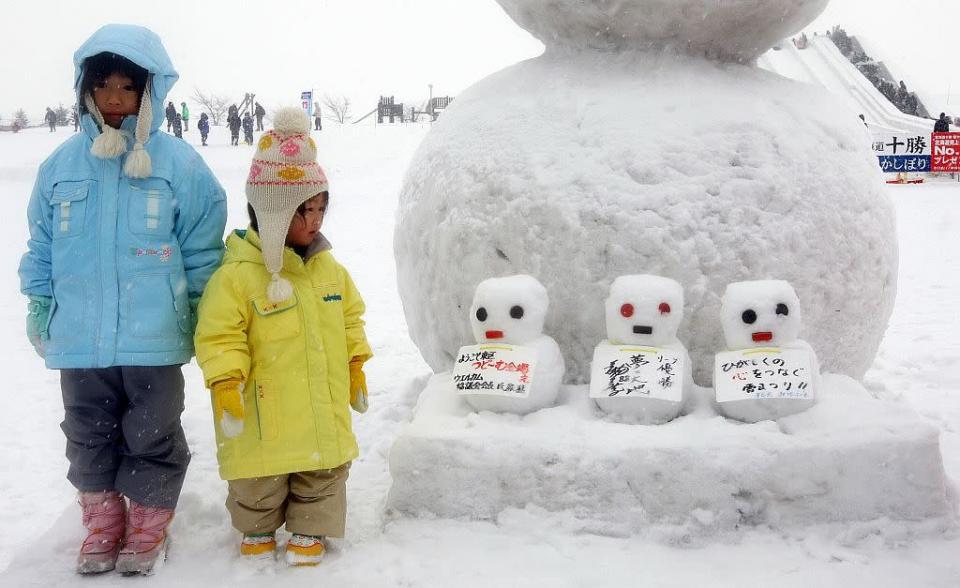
[[395, 51, 898, 386], [494, 0, 830, 61]]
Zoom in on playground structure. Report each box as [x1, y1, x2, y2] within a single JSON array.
[[239, 92, 256, 116], [353, 95, 455, 125]]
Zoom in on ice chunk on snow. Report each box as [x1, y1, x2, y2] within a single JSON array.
[[494, 0, 830, 62]]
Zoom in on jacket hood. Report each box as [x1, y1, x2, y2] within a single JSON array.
[[224, 229, 332, 268], [74, 24, 178, 133]]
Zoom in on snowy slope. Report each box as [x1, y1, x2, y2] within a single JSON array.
[[760, 36, 933, 135], [0, 124, 958, 586]]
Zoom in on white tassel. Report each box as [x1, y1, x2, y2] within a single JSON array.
[[124, 143, 152, 178], [124, 80, 153, 179], [267, 273, 294, 303]]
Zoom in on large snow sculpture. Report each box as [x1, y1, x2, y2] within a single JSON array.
[[395, 0, 898, 385]]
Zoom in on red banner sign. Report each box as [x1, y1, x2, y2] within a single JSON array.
[[932, 132, 960, 172]]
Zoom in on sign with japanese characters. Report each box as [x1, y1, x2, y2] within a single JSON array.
[[714, 348, 814, 403], [301, 91, 313, 116], [932, 132, 960, 172], [871, 133, 930, 173], [453, 344, 537, 398], [588, 345, 684, 402]]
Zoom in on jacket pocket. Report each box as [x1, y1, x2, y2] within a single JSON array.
[[50, 181, 91, 239], [123, 273, 180, 339], [250, 293, 301, 343], [253, 379, 279, 441], [128, 183, 174, 236]]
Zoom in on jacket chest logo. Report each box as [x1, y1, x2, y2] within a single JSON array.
[[323, 294, 342, 302]]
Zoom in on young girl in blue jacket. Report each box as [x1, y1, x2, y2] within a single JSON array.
[[18, 24, 227, 576]]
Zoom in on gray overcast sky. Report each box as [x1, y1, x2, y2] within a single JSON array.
[[1, 0, 955, 121]]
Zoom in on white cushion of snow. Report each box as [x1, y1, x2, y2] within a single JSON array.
[[387, 373, 953, 529], [395, 52, 897, 386], [494, 0, 829, 61]]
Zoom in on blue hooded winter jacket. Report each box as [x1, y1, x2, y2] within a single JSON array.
[[18, 24, 228, 369]]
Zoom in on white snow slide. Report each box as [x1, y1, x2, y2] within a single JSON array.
[[759, 36, 932, 136]]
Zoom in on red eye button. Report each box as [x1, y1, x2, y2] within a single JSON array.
[[620, 304, 634, 318], [659, 302, 671, 314]]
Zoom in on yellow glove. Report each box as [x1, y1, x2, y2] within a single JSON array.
[[212, 379, 245, 438], [349, 360, 368, 414]]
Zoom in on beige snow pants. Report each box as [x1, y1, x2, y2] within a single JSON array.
[[226, 462, 350, 537]]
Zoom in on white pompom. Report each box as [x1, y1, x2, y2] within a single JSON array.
[[124, 144, 152, 178], [267, 273, 294, 303], [91, 126, 128, 159], [272, 107, 311, 134]]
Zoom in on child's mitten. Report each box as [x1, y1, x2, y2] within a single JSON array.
[[26, 295, 52, 358], [212, 379, 245, 438], [349, 360, 368, 414]]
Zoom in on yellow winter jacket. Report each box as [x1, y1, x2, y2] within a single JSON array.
[[195, 228, 372, 480]]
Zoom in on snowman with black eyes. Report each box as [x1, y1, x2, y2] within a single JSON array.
[[460, 275, 565, 415], [714, 280, 820, 423], [591, 275, 692, 424]]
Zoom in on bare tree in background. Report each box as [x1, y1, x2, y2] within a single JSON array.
[[192, 89, 232, 126], [322, 94, 352, 124]]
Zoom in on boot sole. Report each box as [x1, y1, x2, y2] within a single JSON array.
[[116, 537, 169, 576], [76, 555, 119, 575]]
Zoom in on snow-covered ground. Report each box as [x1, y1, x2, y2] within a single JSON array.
[[1, 123, 958, 586]]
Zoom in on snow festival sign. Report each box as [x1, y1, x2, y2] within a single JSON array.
[[714, 348, 814, 402], [871, 134, 930, 173], [588, 346, 684, 401], [932, 132, 960, 172], [453, 344, 538, 398]]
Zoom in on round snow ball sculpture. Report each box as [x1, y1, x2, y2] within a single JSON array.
[[394, 5, 897, 386], [494, 0, 830, 61]]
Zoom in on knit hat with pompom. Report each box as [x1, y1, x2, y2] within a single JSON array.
[[245, 107, 329, 302]]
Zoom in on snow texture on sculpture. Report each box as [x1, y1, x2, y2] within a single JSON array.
[[395, 1, 897, 386]]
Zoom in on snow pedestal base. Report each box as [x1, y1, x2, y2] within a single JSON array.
[[387, 374, 954, 531]]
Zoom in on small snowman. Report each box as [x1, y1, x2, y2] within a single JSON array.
[[714, 280, 820, 423], [591, 275, 692, 424], [459, 275, 565, 415]]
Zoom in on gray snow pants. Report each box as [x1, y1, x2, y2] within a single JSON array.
[[60, 366, 190, 509]]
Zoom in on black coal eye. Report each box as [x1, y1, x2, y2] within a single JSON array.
[[510, 305, 524, 319], [741, 309, 757, 324], [476, 307, 487, 322], [776, 303, 789, 316]]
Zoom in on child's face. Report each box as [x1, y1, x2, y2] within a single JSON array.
[[285, 193, 327, 248], [93, 72, 141, 128]]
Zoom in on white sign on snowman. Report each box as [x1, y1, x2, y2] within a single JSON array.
[[714, 348, 813, 403], [589, 346, 684, 402], [453, 344, 538, 398]]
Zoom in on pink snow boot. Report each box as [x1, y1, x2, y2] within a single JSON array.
[[114, 501, 175, 575], [76, 491, 126, 574]]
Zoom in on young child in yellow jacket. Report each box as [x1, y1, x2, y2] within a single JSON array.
[[194, 108, 372, 566]]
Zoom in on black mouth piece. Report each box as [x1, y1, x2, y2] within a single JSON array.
[[633, 325, 653, 335]]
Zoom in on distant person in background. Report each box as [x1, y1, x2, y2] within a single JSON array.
[[314, 102, 322, 131], [198, 112, 210, 146], [173, 112, 183, 138], [165, 100, 177, 132], [181, 101, 189, 131], [934, 112, 950, 133], [242, 112, 254, 145], [45, 107, 57, 131], [858, 113, 868, 128], [254, 101, 266, 131], [228, 104, 241, 146]]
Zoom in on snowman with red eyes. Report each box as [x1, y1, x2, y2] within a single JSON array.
[[714, 280, 820, 423], [460, 275, 566, 414], [590, 275, 692, 424]]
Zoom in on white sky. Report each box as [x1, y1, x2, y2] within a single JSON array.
[[1, 0, 956, 122]]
